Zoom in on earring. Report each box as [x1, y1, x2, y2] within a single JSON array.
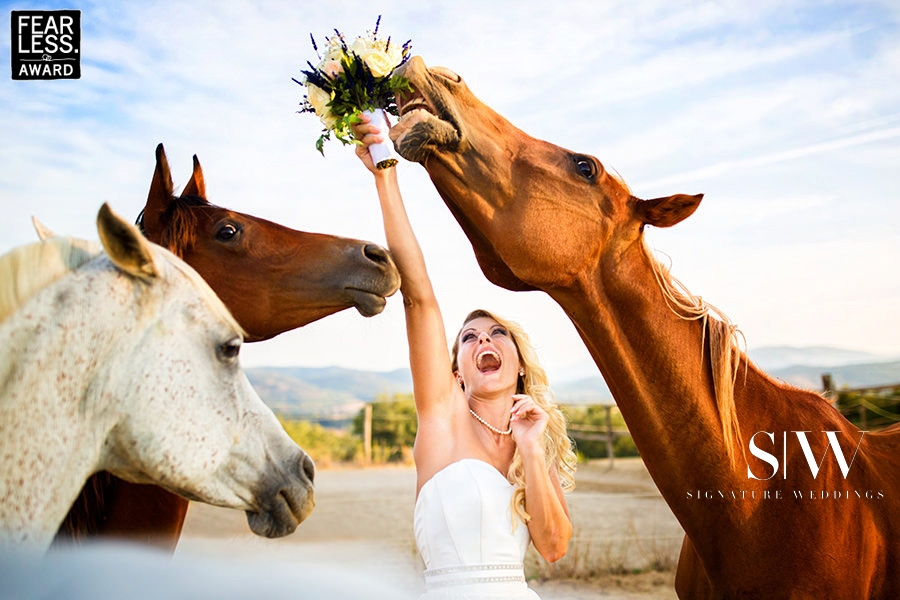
[[456, 376, 464, 387], [518, 368, 525, 377]]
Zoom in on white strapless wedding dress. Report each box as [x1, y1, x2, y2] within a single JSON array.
[[414, 459, 540, 599]]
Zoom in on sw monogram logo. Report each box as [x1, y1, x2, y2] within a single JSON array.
[[746, 430, 867, 480]]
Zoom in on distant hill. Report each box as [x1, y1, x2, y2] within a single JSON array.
[[768, 361, 900, 392], [553, 358, 900, 404], [246, 366, 412, 419], [247, 348, 900, 416], [744, 346, 893, 371]]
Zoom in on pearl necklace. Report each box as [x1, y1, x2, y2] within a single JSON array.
[[469, 408, 512, 436]]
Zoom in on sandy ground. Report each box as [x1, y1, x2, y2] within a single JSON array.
[[177, 458, 682, 599]]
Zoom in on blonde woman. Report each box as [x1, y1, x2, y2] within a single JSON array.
[[353, 114, 576, 599]]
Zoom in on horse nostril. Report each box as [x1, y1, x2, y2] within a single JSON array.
[[301, 454, 316, 483], [363, 243, 391, 266]]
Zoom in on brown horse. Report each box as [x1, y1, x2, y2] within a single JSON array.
[[53, 144, 401, 552], [387, 56, 900, 599]]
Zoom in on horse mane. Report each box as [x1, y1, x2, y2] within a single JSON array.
[[135, 196, 245, 336], [1, 226, 242, 341], [54, 472, 111, 543], [0, 237, 100, 324], [137, 195, 208, 258], [644, 240, 747, 470]]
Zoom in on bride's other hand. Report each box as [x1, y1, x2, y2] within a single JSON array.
[[509, 394, 549, 452]]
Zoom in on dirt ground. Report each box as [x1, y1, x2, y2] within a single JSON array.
[[178, 458, 682, 599]]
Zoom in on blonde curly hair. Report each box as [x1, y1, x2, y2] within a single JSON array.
[[451, 309, 577, 526]]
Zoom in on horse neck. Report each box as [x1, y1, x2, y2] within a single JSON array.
[[0, 265, 127, 550], [551, 241, 758, 519]]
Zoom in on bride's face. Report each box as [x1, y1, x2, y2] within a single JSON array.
[[455, 316, 521, 395]]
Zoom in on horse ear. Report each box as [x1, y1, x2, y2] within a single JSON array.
[[32, 216, 56, 240], [142, 143, 176, 235], [181, 154, 207, 199], [634, 193, 703, 228], [97, 203, 159, 280]]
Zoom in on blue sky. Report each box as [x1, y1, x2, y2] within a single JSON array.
[[3, 0, 899, 381]]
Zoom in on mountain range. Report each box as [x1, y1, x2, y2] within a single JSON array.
[[247, 346, 900, 419]]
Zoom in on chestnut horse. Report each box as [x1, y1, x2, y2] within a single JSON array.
[[52, 144, 400, 552], [387, 56, 900, 599], [1, 204, 314, 551]]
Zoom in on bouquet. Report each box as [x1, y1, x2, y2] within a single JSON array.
[[294, 17, 411, 168]]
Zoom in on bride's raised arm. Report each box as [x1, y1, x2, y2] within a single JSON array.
[[353, 115, 458, 424]]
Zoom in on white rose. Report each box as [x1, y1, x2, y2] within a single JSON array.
[[348, 36, 372, 57], [319, 112, 338, 130], [359, 47, 395, 78], [385, 41, 403, 68], [348, 36, 396, 78], [306, 83, 334, 122]]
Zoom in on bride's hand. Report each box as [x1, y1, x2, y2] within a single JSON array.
[[352, 112, 389, 174], [509, 394, 549, 453]]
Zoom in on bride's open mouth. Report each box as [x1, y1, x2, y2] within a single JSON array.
[[475, 349, 502, 373]]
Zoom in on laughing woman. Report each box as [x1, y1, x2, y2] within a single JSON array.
[[353, 113, 576, 599]]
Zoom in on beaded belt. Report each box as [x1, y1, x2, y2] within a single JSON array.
[[424, 563, 526, 589]]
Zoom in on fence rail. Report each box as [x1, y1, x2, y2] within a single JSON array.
[[348, 376, 900, 463], [562, 405, 628, 468], [822, 374, 900, 430]]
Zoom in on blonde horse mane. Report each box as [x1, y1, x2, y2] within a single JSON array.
[[0, 237, 100, 324], [644, 241, 747, 470], [0, 230, 243, 341]]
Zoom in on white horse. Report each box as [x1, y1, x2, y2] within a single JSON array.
[[0, 203, 315, 551]]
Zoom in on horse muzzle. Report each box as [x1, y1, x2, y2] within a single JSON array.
[[245, 453, 316, 538]]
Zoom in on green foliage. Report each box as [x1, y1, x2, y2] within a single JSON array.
[[353, 393, 418, 463], [279, 398, 644, 466], [837, 385, 900, 431], [563, 404, 638, 460], [278, 416, 361, 466]]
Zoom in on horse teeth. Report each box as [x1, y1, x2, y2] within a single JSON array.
[[400, 101, 432, 118]]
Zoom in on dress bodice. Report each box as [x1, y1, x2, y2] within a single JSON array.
[[413, 459, 539, 599]]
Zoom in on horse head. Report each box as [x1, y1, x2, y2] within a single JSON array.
[[386, 58, 900, 599], [137, 144, 400, 342], [0, 205, 315, 550], [98, 204, 316, 539], [389, 56, 701, 294]]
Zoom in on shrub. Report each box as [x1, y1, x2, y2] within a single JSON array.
[[278, 416, 361, 466]]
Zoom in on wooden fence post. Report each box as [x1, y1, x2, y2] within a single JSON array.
[[604, 405, 614, 470], [363, 403, 373, 465], [822, 373, 835, 406]]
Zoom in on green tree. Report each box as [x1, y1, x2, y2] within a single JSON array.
[[278, 416, 361, 466], [353, 393, 417, 462], [563, 404, 638, 460], [837, 386, 900, 431]]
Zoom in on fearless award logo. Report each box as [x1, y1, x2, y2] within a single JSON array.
[[11, 10, 81, 80]]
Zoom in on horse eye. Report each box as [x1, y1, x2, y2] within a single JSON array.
[[215, 224, 238, 241], [217, 338, 241, 363], [573, 155, 597, 181]]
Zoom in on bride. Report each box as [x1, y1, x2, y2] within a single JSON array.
[[353, 114, 577, 599]]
